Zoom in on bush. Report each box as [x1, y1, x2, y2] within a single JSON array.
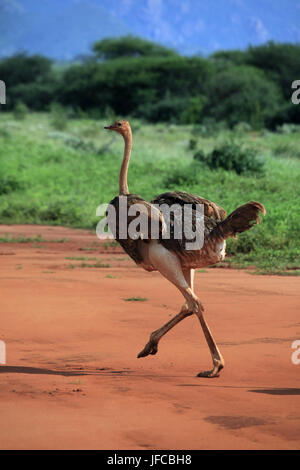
[[188, 138, 198, 150], [13, 102, 28, 120], [233, 122, 252, 133], [191, 118, 227, 137], [49, 103, 68, 130], [135, 95, 186, 123], [39, 200, 82, 225], [276, 123, 300, 135], [194, 141, 265, 175], [164, 163, 201, 186], [267, 103, 300, 130], [273, 143, 300, 159], [64, 136, 97, 153], [180, 95, 206, 124], [0, 175, 24, 195], [0, 126, 10, 138]]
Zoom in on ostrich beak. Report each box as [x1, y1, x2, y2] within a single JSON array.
[[104, 125, 114, 130]]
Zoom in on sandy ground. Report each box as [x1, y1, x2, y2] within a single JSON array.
[[0, 224, 299, 450]]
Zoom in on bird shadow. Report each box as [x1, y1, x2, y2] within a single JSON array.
[[0, 365, 86, 376], [0, 365, 133, 377], [249, 388, 300, 396], [178, 384, 300, 395]]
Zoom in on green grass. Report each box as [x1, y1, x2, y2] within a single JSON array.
[[0, 234, 46, 243], [104, 241, 119, 249], [0, 112, 300, 273], [67, 261, 110, 269], [78, 247, 98, 251], [248, 268, 300, 276], [0, 234, 68, 243], [124, 297, 148, 302]]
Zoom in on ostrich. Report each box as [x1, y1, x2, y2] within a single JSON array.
[[104, 120, 265, 378]]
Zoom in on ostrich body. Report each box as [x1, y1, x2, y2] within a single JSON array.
[[104, 120, 266, 378]]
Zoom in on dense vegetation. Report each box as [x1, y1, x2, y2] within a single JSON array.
[[0, 112, 299, 274], [0, 36, 299, 273], [0, 36, 299, 129]]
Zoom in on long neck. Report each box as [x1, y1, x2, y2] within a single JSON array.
[[119, 129, 132, 195]]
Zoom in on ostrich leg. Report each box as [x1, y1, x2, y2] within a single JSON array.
[[137, 243, 224, 377], [137, 304, 193, 357], [195, 311, 224, 378], [137, 269, 194, 358], [185, 268, 225, 377]]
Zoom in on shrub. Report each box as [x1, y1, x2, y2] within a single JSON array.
[[13, 102, 28, 120], [180, 95, 206, 124], [273, 143, 300, 159], [0, 127, 10, 138], [191, 118, 227, 137], [0, 175, 24, 195], [39, 200, 82, 225], [135, 95, 186, 123], [188, 138, 198, 150], [267, 103, 300, 129], [276, 123, 300, 134], [164, 163, 201, 186], [64, 136, 97, 153], [233, 122, 252, 133], [194, 141, 264, 175], [49, 103, 68, 130]]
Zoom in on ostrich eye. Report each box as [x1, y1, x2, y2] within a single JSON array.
[[117, 122, 121, 127]]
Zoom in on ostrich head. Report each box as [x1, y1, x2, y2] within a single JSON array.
[[104, 120, 131, 138]]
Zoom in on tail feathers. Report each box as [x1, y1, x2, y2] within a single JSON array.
[[210, 201, 266, 241]]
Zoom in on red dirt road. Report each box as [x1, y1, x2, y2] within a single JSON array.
[[0, 225, 299, 450]]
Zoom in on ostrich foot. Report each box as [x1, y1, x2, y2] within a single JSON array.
[[137, 340, 158, 358], [197, 362, 224, 378]]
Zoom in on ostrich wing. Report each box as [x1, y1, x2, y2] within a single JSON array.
[[108, 194, 164, 265], [151, 191, 226, 221], [151, 191, 226, 256], [108, 191, 226, 264]]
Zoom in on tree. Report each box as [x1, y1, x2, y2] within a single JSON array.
[[0, 53, 55, 109], [211, 42, 300, 101], [205, 64, 283, 129], [92, 35, 178, 60], [0, 53, 52, 86], [60, 56, 211, 118]]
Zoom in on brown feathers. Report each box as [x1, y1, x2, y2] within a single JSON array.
[[108, 193, 266, 267], [108, 194, 164, 265], [152, 191, 227, 222], [209, 201, 266, 242]]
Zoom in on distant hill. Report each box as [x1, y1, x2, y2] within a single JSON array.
[[1, 0, 300, 59]]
